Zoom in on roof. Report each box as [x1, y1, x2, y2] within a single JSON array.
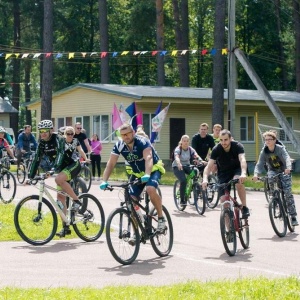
[[0, 97, 18, 113], [26, 83, 300, 105]]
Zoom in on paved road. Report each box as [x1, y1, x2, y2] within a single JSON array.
[[0, 179, 299, 288]]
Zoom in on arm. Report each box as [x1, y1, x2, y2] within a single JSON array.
[[102, 154, 119, 182], [77, 145, 88, 161], [84, 138, 92, 153], [238, 153, 248, 183], [201, 159, 216, 189], [5, 145, 15, 159], [17, 134, 24, 152], [30, 135, 38, 150], [143, 147, 153, 175]]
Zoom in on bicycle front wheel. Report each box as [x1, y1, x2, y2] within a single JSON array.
[[150, 205, 174, 257], [194, 182, 206, 215], [220, 209, 237, 256], [14, 195, 58, 245], [237, 209, 250, 249], [173, 180, 186, 211], [281, 196, 295, 233], [72, 193, 105, 242], [106, 208, 140, 265], [269, 197, 287, 237], [79, 165, 92, 192], [264, 179, 272, 203], [206, 174, 219, 209], [16, 163, 26, 184], [0, 170, 17, 204]]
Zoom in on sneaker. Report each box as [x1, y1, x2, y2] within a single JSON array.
[[128, 234, 136, 246], [291, 216, 299, 226], [56, 226, 71, 238], [242, 206, 250, 219], [157, 217, 167, 233], [180, 199, 187, 206]]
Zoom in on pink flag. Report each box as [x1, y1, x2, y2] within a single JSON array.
[[112, 103, 123, 130], [136, 110, 143, 125]]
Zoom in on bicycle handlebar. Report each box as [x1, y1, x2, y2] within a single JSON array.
[[216, 178, 240, 190], [27, 170, 55, 184], [105, 178, 142, 191]]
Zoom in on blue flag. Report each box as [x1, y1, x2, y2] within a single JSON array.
[[125, 102, 137, 131], [150, 101, 162, 143]]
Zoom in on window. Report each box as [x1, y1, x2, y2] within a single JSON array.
[[279, 117, 293, 142], [93, 115, 109, 142], [240, 116, 254, 142]]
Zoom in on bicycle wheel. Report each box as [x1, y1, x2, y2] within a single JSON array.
[[264, 179, 272, 203], [16, 163, 26, 184], [282, 196, 295, 233], [106, 208, 140, 265], [79, 165, 92, 192], [149, 205, 174, 257], [14, 195, 58, 245], [206, 174, 219, 209], [72, 193, 105, 242], [220, 209, 237, 256], [194, 182, 206, 215], [268, 197, 287, 237], [173, 180, 186, 211], [0, 170, 17, 204], [237, 209, 250, 249]]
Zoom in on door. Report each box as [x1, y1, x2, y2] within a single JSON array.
[[169, 118, 185, 159]]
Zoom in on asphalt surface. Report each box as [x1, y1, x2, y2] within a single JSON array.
[[0, 178, 299, 288]]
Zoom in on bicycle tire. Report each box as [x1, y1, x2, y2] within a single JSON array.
[[206, 174, 219, 209], [264, 179, 272, 203], [237, 209, 250, 249], [281, 194, 295, 233], [268, 196, 287, 237], [72, 193, 105, 242], [149, 205, 174, 257], [66, 177, 88, 211], [194, 182, 206, 215], [106, 208, 140, 265], [14, 195, 58, 245], [220, 209, 237, 256], [16, 163, 26, 184], [173, 180, 186, 211], [0, 170, 17, 204], [79, 165, 92, 192]]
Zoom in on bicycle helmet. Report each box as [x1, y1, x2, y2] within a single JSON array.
[[58, 126, 66, 136], [0, 127, 6, 133], [38, 120, 53, 130]]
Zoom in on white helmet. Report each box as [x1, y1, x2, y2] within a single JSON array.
[[0, 127, 6, 133], [38, 120, 53, 130]]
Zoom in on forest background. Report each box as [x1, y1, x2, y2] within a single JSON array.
[[0, 0, 299, 137]]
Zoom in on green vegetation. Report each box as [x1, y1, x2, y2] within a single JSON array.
[[0, 277, 299, 299]]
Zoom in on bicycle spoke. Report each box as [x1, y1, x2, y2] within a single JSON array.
[[0, 171, 17, 203], [173, 180, 186, 211]]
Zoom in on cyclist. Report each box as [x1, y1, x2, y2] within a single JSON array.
[[172, 134, 203, 205], [202, 129, 250, 219], [191, 123, 215, 163], [0, 127, 16, 160], [100, 123, 166, 233], [74, 122, 91, 156], [252, 130, 298, 226], [210, 124, 222, 145], [29, 120, 88, 237]]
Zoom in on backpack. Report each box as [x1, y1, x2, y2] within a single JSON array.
[[171, 146, 193, 162]]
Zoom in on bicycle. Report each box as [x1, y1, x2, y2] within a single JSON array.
[[78, 161, 92, 191], [104, 179, 173, 265], [258, 173, 295, 237], [173, 164, 218, 215], [0, 156, 17, 204], [218, 178, 250, 256], [16, 151, 38, 184], [14, 171, 105, 246]]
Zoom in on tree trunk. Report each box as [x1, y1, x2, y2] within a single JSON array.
[[24, 60, 32, 125], [212, 0, 226, 128], [156, 0, 165, 86], [294, 0, 300, 92], [99, 0, 109, 83], [11, 0, 21, 138], [41, 0, 53, 121]]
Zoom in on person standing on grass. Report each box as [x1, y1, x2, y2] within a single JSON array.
[[90, 134, 102, 181]]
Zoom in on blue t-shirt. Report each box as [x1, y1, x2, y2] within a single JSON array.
[[112, 135, 160, 174]]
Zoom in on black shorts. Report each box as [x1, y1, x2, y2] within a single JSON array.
[[60, 160, 81, 181], [217, 167, 241, 197]]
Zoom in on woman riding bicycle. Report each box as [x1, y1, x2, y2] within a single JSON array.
[[172, 134, 203, 205]]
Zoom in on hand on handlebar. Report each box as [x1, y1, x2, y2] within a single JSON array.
[[100, 181, 109, 190]]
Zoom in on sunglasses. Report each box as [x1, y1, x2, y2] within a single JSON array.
[[39, 129, 50, 134], [76, 127, 82, 130], [66, 133, 74, 136]]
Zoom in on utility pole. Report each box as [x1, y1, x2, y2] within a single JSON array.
[[227, 0, 236, 136]]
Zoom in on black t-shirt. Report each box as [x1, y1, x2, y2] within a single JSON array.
[[210, 141, 244, 172], [74, 132, 88, 153], [191, 133, 215, 160]]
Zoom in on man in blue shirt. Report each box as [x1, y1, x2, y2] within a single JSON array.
[[100, 123, 166, 233]]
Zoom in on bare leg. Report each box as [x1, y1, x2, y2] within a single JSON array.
[[145, 185, 163, 217], [55, 172, 79, 202]]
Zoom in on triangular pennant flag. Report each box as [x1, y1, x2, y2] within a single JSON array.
[[171, 50, 178, 56], [222, 48, 228, 55], [152, 51, 158, 56], [68, 53, 75, 59], [5, 54, 12, 60]]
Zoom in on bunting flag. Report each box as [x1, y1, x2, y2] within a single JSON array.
[[151, 103, 170, 133], [125, 102, 137, 131], [112, 103, 123, 130], [150, 101, 163, 143]]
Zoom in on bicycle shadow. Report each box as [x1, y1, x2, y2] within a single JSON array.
[[218, 249, 253, 263], [258, 232, 299, 242], [12, 240, 103, 254], [101, 255, 172, 276], [171, 207, 220, 218]]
